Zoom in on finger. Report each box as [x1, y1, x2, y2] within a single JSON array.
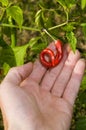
[[3, 62, 33, 85], [40, 44, 69, 91], [25, 42, 59, 84], [26, 59, 47, 83], [51, 50, 80, 97], [63, 59, 85, 105]]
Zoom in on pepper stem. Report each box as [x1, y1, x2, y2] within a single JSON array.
[[43, 29, 56, 41]]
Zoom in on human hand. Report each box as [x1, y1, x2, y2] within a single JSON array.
[[0, 43, 85, 130]]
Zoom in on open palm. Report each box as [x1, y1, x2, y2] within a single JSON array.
[[0, 43, 85, 130]]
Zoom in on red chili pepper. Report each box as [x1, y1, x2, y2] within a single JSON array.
[[40, 39, 63, 68]]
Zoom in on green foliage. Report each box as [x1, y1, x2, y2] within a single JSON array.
[[35, 9, 44, 28], [6, 5, 23, 27], [57, 0, 76, 10], [66, 31, 77, 52], [0, 0, 8, 6], [75, 117, 86, 130], [13, 44, 29, 66], [63, 23, 75, 32], [0, 37, 16, 67], [81, 0, 86, 9]]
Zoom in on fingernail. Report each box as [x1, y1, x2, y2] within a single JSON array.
[[65, 50, 80, 66], [74, 59, 85, 74]]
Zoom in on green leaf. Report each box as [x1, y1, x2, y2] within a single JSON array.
[[28, 37, 42, 54], [13, 44, 29, 66], [81, 0, 86, 9], [0, 37, 16, 74], [0, 47, 16, 67], [6, 6, 23, 27], [27, 37, 47, 61], [63, 23, 75, 32], [66, 31, 77, 52], [75, 117, 86, 130], [81, 23, 86, 26], [31, 43, 47, 53], [3, 63, 10, 75], [35, 9, 44, 28], [57, 0, 76, 9], [0, 0, 8, 6], [56, 0, 67, 10], [29, 37, 47, 52], [28, 37, 40, 48]]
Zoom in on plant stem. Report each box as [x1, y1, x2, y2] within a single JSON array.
[[8, 17, 16, 48], [43, 29, 55, 41], [0, 23, 40, 32], [0, 8, 5, 21], [48, 9, 69, 31], [66, 11, 69, 22], [48, 21, 68, 30], [11, 28, 16, 48]]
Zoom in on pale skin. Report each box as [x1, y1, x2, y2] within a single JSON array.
[[0, 43, 85, 130]]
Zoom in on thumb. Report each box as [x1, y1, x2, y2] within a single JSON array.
[[2, 62, 33, 85]]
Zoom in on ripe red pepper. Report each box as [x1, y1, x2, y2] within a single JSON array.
[[40, 39, 63, 68]]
